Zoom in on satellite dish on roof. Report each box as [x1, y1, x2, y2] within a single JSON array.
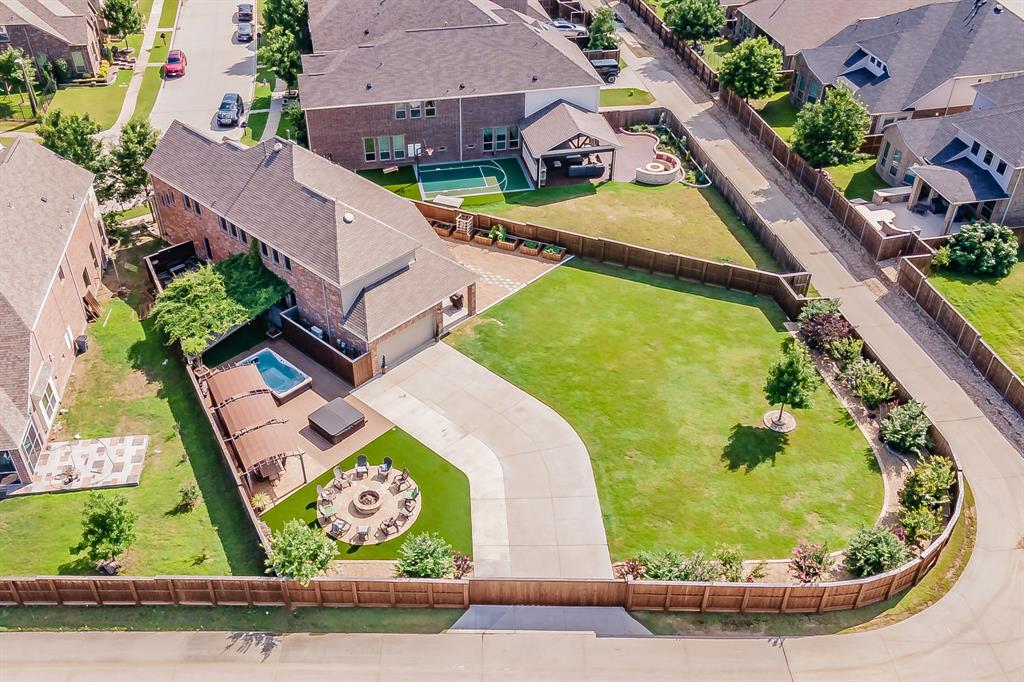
[[343, 212, 355, 223]]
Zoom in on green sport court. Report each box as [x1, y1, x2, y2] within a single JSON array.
[[416, 158, 533, 199]]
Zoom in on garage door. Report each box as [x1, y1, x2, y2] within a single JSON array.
[[377, 312, 436, 368]]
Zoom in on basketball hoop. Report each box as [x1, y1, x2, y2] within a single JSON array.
[[425, 147, 434, 157]]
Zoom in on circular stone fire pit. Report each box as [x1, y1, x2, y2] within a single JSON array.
[[353, 488, 383, 515]]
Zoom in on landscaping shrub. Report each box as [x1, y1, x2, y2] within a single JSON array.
[[542, 243, 563, 255], [800, 312, 854, 350], [634, 546, 745, 582], [264, 519, 336, 585], [396, 532, 456, 578], [250, 492, 271, 513], [616, 558, 646, 580], [880, 400, 932, 454], [788, 541, 835, 583], [635, 549, 686, 581], [932, 244, 952, 270], [797, 297, 841, 322], [843, 526, 910, 577], [898, 455, 956, 511], [452, 551, 474, 579], [944, 221, 1019, 277], [825, 336, 863, 368], [523, 240, 539, 250], [488, 224, 507, 242], [178, 483, 201, 511], [899, 505, 943, 547], [842, 358, 896, 409], [745, 560, 767, 583], [712, 545, 744, 583]]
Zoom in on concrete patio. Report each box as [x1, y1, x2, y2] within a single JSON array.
[[854, 202, 961, 237], [6, 436, 148, 496], [445, 241, 557, 314]]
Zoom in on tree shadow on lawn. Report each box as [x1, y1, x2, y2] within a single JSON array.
[[57, 555, 97, 575], [720, 423, 788, 473]]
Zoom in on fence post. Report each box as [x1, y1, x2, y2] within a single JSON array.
[[314, 580, 323, 606], [884, 573, 900, 600], [389, 581, 396, 606], [90, 579, 102, 606], [624, 578, 634, 610], [169, 579, 179, 605], [352, 581, 360, 606], [49, 578, 63, 605], [282, 581, 291, 607], [207, 579, 216, 605], [911, 559, 927, 585], [463, 580, 470, 608], [8, 581, 22, 606], [700, 585, 712, 612], [780, 586, 791, 613], [853, 581, 868, 608], [740, 586, 750, 613], [816, 587, 827, 613], [243, 580, 252, 605], [663, 584, 673, 610], [127, 580, 139, 605], [427, 581, 434, 607]]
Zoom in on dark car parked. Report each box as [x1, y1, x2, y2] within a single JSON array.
[[217, 93, 244, 126], [590, 58, 621, 83], [237, 3, 254, 21], [236, 22, 254, 41]]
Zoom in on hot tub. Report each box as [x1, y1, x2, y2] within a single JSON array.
[[241, 348, 312, 403]]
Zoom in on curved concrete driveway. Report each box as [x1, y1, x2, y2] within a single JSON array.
[[353, 343, 613, 579]]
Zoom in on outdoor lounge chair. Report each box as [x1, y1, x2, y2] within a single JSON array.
[[332, 466, 352, 492], [317, 501, 337, 520], [377, 456, 393, 481], [328, 518, 350, 539], [317, 484, 335, 502], [379, 516, 399, 537], [355, 454, 369, 478], [355, 524, 370, 541], [392, 467, 411, 491]]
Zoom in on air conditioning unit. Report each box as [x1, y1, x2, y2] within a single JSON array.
[[309, 325, 323, 339]]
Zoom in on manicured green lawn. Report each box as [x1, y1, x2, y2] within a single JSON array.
[[149, 33, 173, 64], [240, 111, 267, 146], [131, 67, 163, 121], [0, 606, 462, 633], [700, 38, 736, 72], [825, 157, 888, 201], [467, 181, 780, 271], [137, 0, 155, 22], [0, 241, 262, 576], [261, 428, 472, 561], [448, 260, 880, 560], [48, 69, 132, 130], [600, 87, 655, 107], [755, 90, 799, 142], [111, 203, 152, 221], [0, 91, 36, 120], [275, 113, 299, 142], [359, 166, 423, 201], [253, 67, 274, 110], [158, 0, 181, 27], [930, 251, 1024, 377]]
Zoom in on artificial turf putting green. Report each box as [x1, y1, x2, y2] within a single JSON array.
[[447, 259, 881, 561], [260, 427, 472, 561]]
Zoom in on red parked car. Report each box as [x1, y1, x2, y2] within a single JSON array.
[[164, 50, 187, 77]]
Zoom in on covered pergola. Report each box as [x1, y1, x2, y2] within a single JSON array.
[[908, 160, 1008, 235], [518, 101, 621, 188]]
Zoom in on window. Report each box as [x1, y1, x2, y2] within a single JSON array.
[[82, 267, 91, 288], [971, 141, 981, 155], [394, 103, 406, 120], [392, 135, 406, 160], [889, 148, 902, 177], [89, 242, 98, 268], [881, 117, 894, 128], [284, 256, 292, 271], [903, 168, 916, 185], [260, 241, 269, 258], [38, 379, 58, 425], [509, 126, 520, 149], [377, 135, 391, 161], [425, 100, 436, 117], [20, 421, 43, 473], [496, 127, 507, 151], [0, 25, 9, 42], [229, 224, 237, 238], [183, 194, 192, 210], [71, 51, 85, 74], [57, 266, 65, 284], [239, 228, 248, 244], [880, 141, 891, 164], [483, 126, 517, 152], [996, 160, 1007, 175], [219, 216, 229, 232], [483, 127, 494, 152], [983, 150, 993, 165], [0, 451, 17, 477], [272, 248, 280, 265], [409, 101, 422, 119], [363, 137, 376, 162], [203, 237, 212, 260]]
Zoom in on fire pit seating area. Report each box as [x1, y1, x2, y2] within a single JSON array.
[[635, 151, 681, 186], [315, 457, 421, 545]]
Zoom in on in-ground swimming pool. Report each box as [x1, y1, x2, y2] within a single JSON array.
[[241, 348, 312, 402]]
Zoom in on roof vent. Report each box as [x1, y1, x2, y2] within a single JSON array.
[[459, 83, 465, 90], [366, 82, 372, 90], [40, 196, 48, 203], [994, 4, 1004, 12], [343, 212, 355, 223], [272, 142, 283, 153], [532, 74, 539, 82]]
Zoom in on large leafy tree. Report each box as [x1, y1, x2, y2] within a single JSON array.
[[265, 519, 336, 586], [791, 87, 870, 167], [0, 46, 36, 100], [588, 7, 618, 50], [764, 340, 819, 425], [72, 493, 138, 563], [943, 220, 1019, 277], [663, 0, 725, 45], [718, 37, 781, 101], [257, 26, 302, 88], [101, 0, 144, 47], [37, 110, 113, 200], [106, 118, 159, 205], [262, 0, 309, 46]]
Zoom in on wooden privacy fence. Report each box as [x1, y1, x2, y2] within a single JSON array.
[[620, 0, 720, 91]]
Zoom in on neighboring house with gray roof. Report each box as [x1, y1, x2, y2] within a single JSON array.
[[145, 121, 477, 381], [298, 0, 606, 175], [873, 79, 1024, 234], [0, 138, 107, 487], [791, 0, 1024, 134], [0, 0, 103, 78]]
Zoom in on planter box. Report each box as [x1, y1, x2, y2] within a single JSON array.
[[520, 242, 543, 257], [542, 246, 566, 262], [496, 237, 519, 252], [473, 230, 495, 246], [432, 223, 454, 238], [452, 230, 473, 242]]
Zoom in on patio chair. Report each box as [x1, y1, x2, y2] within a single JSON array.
[[379, 516, 399, 537], [355, 524, 370, 541], [377, 456, 393, 481], [332, 466, 352, 492], [317, 484, 335, 502], [355, 454, 369, 478], [392, 467, 411, 491], [317, 501, 337, 520], [328, 518, 351, 539]]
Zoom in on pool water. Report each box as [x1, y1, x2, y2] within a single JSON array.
[[243, 349, 309, 395]]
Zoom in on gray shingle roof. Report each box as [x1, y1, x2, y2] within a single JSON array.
[[519, 101, 621, 156], [912, 158, 1009, 203], [299, 7, 602, 110], [0, 297, 32, 449], [801, 0, 1024, 114], [895, 101, 1024, 167], [972, 74, 1024, 108], [0, 0, 95, 46]]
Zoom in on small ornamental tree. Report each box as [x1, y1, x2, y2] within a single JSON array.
[[265, 519, 336, 585], [101, 0, 144, 47], [663, 0, 725, 45], [106, 118, 159, 205], [718, 37, 782, 101], [37, 109, 106, 176], [0, 46, 35, 100], [257, 26, 302, 88], [880, 400, 932, 454], [789, 541, 835, 583], [792, 87, 870, 168], [263, 0, 307, 35], [396, 532, 456, 578], [843, 526, 910, 577], [944, 221, 1019, 277], [73, 492, 137, 564], [764, 341, 819, 426], [588, 7, 618, 50]]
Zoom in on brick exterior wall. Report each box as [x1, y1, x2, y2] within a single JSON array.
[[2, 20, 102, 78], [306, 93, 526, 170], [10, 191, 106, 481]]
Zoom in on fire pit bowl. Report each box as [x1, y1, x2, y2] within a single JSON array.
[[352, 488, 383, 515]]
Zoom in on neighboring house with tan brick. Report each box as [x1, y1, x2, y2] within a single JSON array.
[[0, 0, 103, 77], [298, 0, 605, 174], [0, 139, 107, 485], [145, 121, 477, 380], [874, 76, 1024, 233], [790, 0, 1024, 134]]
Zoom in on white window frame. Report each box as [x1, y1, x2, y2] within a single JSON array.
[[409, 101, 422, 119], [425, 100, 436, 117], [0, 25, 9, 42], [38, 378, 58, 426], [394, 103, 407, 120]]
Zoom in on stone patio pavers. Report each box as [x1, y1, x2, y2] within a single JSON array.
[[354, 343, 613, 578], [8, 436, 149, 496]]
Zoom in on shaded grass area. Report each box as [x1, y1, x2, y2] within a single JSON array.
[[261, 428, 472, 561], [131, 67, 163, 122], [0, 606, 463, 633], [468, 181, 780, 271], [0, 241, 262, 576], [699, 38, 735, 72], [110, 203, 152, 221], [826, 157, 888, 201], [240, 112, 267, 146], [158, 0, 181, 27], [635, 483, 976, 636], [448, 260, 880, 560], [275, 112, 299, 142], [600, 87, 655, 107], [359, 166, 423, 201], [48, 69, 133, 130], [755, 90, 798, 143], [0, 91, 36, 121], [930, 250, 1024, 377]]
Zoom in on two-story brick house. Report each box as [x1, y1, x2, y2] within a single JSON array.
[[0, 139, 107, 485], [298, 0, 604, 172], [145, 121, 477, 378], [0, 0, 104, 77]]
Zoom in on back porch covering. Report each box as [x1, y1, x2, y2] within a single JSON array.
[[518, 101, 621, 157]]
